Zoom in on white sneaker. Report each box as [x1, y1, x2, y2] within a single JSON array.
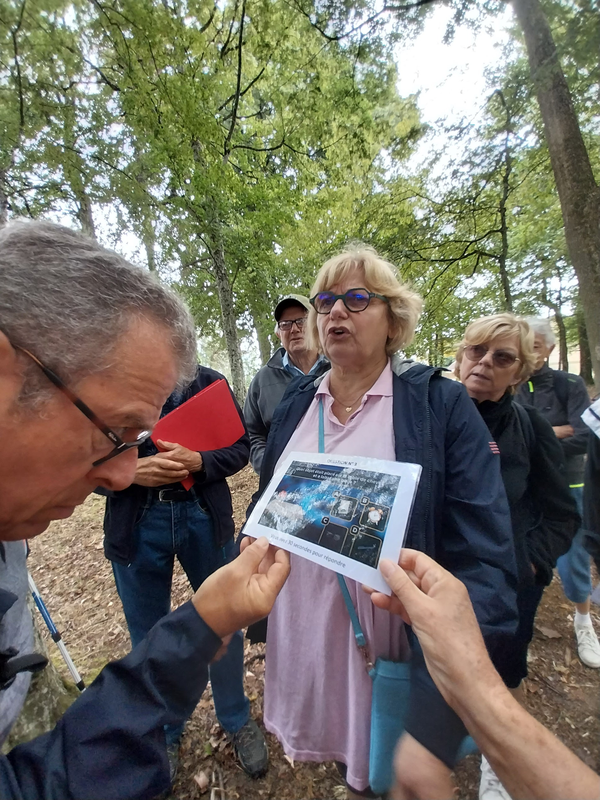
[[479, 755, 511, 800], [575, 621, 600, 668]]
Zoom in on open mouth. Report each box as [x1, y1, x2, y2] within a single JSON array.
[[328, 327, 350, 338]]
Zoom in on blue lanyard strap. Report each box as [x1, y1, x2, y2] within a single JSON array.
[[318, 398, 368, 651]]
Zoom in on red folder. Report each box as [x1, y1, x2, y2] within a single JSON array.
[[151, 379, 245, 490]]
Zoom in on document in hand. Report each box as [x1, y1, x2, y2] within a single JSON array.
[[582, 397, 600, 440], [151, 379, 245, 490], [245, 452, 421, 594]]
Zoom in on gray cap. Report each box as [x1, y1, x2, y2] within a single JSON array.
[[274, 293, 311, 321]]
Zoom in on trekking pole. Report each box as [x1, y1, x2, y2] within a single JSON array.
[[27, 572, 86, 692]]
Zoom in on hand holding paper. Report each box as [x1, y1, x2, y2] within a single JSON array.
[[192, 537, 291, 638], [244, 452, 421, 594], [151, 379, 245, 490], [156, 440, 203, 473]]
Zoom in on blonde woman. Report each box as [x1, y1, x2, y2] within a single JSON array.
[[455, 314, 580, 800], [248, 249, 518, 799]]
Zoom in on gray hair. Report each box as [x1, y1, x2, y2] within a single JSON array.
[[0, 219, 197, 403], [524, 317, 556, 348]]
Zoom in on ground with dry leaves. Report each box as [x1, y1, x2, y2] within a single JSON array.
[[27, 466, 599, 799]]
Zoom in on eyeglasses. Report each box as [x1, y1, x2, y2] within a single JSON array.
[[278, 317, 307, 332], [310, 288, 390, 314], [14, 346, 152, 466], [463, 344, 521, 369]]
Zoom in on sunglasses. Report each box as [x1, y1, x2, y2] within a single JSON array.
[[463, 344, 521, 369], [278, 317, 307, 332], [15, 345, 152, 466], [310, 288, 389, 314]]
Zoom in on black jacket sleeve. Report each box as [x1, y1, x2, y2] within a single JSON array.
[[562, 375, 590, 460], [525, 408, 580, 584], [0, 602, 221, 800]]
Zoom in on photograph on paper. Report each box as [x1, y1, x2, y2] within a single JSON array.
[[245, 452, 421, 594]]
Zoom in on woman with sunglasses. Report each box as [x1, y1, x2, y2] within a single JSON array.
[[247, 249, 520, 799], [455, 313, 580, 800]]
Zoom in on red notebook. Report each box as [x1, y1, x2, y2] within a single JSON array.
[[151, 379, 245, 490]]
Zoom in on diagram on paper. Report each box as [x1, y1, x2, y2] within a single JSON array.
[[259, 460, 399, 568]]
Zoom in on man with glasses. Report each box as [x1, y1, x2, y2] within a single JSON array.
[[103, 367, 269, 780], [0, 219, 289, 800], [244, 294, 329, 474]]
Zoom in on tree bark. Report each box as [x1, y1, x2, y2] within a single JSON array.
[[513, 0, 600, 388], [77, 190, 97, 240], [0, 169, 9, 227], [252, 310, 272, 366], [577, 303, 594, 385], [554, 309, 569, 372], [208, 222, 246, 400], [142, 219, 156, 272]]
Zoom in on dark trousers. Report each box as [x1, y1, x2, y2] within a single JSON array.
[[112, 496, 249, 745]]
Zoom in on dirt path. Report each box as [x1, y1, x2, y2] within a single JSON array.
[[28, 467, 600, 799]]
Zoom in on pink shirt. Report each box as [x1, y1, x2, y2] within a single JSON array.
[[264, 361, 410, 791]]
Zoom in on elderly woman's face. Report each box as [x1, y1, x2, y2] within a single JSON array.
[[533, 333, 553, 370], [316, 269, 393, 371], [459, 333, 522, 403]]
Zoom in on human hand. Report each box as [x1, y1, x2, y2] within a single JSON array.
[[391, 733, 454, 800], [552, 424, 574, 439], [156, 440, 203, 472], [134, 455, 189, 487], [366, 550, 500, 708], [192, 537, 290, 638]]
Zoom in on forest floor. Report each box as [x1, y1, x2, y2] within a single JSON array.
[[28, 466, 600, 800]]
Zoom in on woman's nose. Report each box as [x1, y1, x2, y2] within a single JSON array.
[[329, 297, 347, 317]]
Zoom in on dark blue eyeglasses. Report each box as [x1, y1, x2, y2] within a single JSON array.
[[310, 288, 389, 314]]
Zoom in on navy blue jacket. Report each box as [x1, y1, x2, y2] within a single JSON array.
[[0, 591, 221, 799], [103, 366, 250, 564], [253, 359, 518, 766]]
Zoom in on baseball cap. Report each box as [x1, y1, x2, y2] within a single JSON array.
[[274, 294, 311, 322]]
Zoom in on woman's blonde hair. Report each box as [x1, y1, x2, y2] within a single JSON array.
[[454, 313, 537, 386], [307, 246, 423, 355]]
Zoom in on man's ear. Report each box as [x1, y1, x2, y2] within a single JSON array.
[[275, 328, 282, 342], [0, 331, 25, 411]]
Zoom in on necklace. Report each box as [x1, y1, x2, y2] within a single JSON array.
[[332, 392, 365, 414]]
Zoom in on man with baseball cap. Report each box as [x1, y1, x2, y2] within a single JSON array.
[[243, 294, 329, 474]]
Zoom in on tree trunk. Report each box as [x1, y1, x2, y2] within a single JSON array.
[[142, 219, 156, 272], [513, 0, 600, 388], [209, 223, 246, 400], [497, 92, 514, 311], [554, 309, 569, 372], [577, 303, 594, 385], [252, 310, 272, 366], [0, 168, 9, 227], [77, 190, 97, 240]]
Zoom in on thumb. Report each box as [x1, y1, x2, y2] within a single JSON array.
[[379, 559, 424, 616], [156, 440, 177, 450], [235, 536, 270, 573]]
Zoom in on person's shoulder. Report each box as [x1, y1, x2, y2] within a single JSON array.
[[195, 364, 226, 385], [517, 403, 556, 442], [551, 368, 586, 388]]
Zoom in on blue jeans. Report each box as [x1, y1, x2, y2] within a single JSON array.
[[557, 486, 592, 604], [112, 496, 249, 745]]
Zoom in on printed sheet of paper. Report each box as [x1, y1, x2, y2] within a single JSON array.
[[582, 398, 600, 440], [245, 452, 422, 594]]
